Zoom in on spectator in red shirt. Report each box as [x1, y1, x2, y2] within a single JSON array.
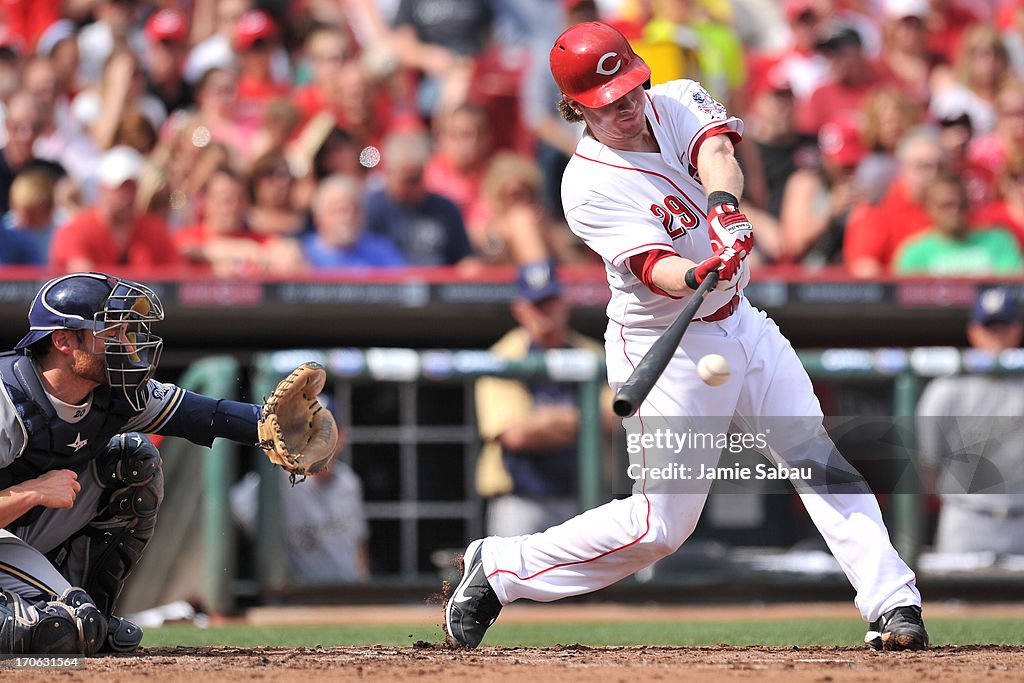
[[174, 165, 279, 276], [50, 145, 180, 271], [424, 103, 492, 224], [292, 25, 360, 130], [974, 151, 1024, 249], [233, 10, 289, 131], [797, 23, 894, 136], [843, 125, 943, 276], [142, 8, 193, 114]]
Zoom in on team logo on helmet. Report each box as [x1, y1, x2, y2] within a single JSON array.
[[596, 52, 622, 76]]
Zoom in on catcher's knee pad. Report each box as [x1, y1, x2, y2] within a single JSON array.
[[83, 433, 164, 615], [94, 433, 164, 522], [0, 588, 107, 655]]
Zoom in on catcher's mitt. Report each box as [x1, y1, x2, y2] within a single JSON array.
[[258, 361, 339, 478]]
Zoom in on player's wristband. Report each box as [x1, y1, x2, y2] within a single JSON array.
[[707, 191, 740, 211], [684, 267, 700, 290]]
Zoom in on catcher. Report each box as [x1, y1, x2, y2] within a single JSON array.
[[0, 272, 336, 655]]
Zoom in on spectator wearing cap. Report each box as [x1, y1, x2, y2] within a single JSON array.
[[76, 0, 147, 88], [781, 117, 868, 265], [930, 23, 1012, 137], [233, 10, 289, 130], [183, 0, 290, 87], [877, 0, 943, 107], [35, 20, 80, 101], [1, 91, 65, 215], [843, 125, 944, 276], [299, 174, 406, 269], [50, 145, 181, 270], [364, 131, 474, 266], [934, 105, 995, 211], [893, 172, 1023, 276], [143, 8, 194, 114], [917, 287, 1024, 555], [796, 22, 896, 136], [746, 0, 831, 103], [474, 259, 608, 537]]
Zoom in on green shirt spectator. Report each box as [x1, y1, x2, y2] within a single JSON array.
[[894, 172, 1024, 276], [894, 229, 1024, 275]]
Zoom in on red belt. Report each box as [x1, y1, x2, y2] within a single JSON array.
[[697, 294, 740, 323]]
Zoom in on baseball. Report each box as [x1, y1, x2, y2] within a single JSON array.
[[697, 354, 730, 386]]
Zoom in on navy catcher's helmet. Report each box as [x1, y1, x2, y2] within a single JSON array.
[[17, 272, 165, 410]]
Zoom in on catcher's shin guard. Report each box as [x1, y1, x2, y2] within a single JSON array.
[[50, 434, 164, 617], [0, 588, 107, 655]]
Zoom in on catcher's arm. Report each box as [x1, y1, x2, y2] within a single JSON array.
[[258, 362, 340, 479]]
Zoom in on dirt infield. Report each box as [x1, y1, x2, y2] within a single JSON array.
[[4, 644, 1022, 682]]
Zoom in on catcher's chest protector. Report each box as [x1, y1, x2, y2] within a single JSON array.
[[0, 353, 138, 496]]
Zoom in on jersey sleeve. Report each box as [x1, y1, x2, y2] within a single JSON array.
[[656, 80, 744, 175], [123, 380, 260, 447], [121, 380, 186, 434], [0, 382, 27, 468], [565, 197, 675, 267]]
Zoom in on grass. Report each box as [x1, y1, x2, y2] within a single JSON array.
[[143, 617, 1024, 649]]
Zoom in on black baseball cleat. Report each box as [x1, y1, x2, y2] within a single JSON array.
[[102, 614, 144, 653], [444, 539, 502, 648], [865, 605, 929, 651]]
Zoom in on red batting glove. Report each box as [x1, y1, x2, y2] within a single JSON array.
[[708, 200, 754, 256], [687, 246, 744, 292]]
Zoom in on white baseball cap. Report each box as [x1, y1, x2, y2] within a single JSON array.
[[97, 146, 144, 188], [884, 0, 929, 20]]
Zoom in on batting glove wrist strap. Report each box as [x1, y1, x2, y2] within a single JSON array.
[[707, 191, 740, 212], [684, 267, 701, 290]]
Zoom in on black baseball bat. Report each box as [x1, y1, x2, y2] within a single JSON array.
[[612, 271, 720, 417]]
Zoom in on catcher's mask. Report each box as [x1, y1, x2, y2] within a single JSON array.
[[16, 272, 165, 411]]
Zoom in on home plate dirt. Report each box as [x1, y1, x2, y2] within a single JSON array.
[[3, 644, 1022, 682]]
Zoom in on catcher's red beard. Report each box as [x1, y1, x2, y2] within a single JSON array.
[[70, 349, 107, 385]]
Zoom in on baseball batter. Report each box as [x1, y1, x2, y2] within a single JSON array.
[[446, 22, 927, 651]]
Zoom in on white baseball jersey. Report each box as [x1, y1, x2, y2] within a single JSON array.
[[562, 79, 748, 330]]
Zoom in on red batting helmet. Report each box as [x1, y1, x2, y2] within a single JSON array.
[[549, 22, 651, 109]]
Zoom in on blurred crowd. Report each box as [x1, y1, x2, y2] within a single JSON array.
[[2, 0, 1024, 278]]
